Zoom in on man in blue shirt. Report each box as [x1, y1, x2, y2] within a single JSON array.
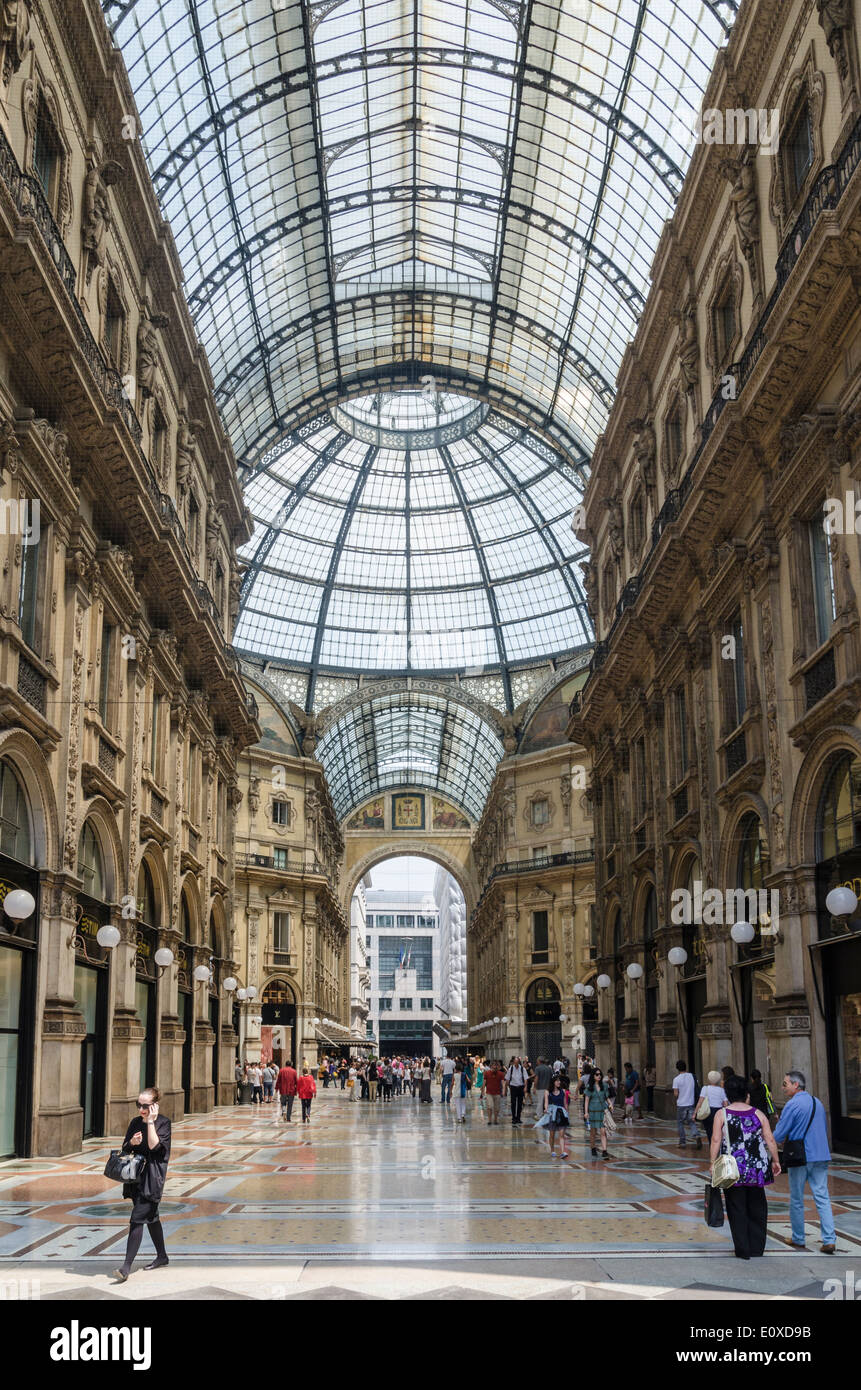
[[773, 1070, 836, 1253]]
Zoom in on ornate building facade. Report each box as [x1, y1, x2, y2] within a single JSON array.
[[0, 0, 257, 1155], [469, 667, 595, 1062], [570, 0, 861, 1147], [233, 676, 350, 1068]]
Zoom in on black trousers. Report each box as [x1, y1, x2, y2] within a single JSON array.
[[724, 1184, 768, 1257], [646, 1086, 654, 1112], [509, 1085, 524, 1122]]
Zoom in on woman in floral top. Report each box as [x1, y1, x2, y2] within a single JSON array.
[[709, 1074, 781, 1259]]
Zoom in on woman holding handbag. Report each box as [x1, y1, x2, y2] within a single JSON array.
[[584, 1067, 612, 1160], [545, 1073, 571, 1160], [697, 1070, 728, 1142], [111, 1087, 172, 1282], [709, 1074, 780, 1259]]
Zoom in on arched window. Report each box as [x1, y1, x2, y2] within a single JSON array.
[[525, 977, 560, 1023], [0, 760, 32, 864], [77, 821, 105, 900], [180, 892, 192, 942], [643, 885, 657, 947], [737, 813, 769, 891], [137, 860, 158, 927], [817, 753, 861, 861], [612, 910, 623, 955]]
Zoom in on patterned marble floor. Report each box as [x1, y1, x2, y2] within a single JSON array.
[[2, 1089, 860, 1298]]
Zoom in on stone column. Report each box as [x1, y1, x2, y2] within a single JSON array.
[[108, 913, 146, 1133], [652, 924, 684, 1117], [156, 926, 184, 1120], [34, 873, 87, 1155], [190, 943, 216, 1112]]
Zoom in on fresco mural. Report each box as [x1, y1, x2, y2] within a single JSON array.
[[346, 797, 385, 830], [252, 687, 298, 758], [431, 797, 470, 830], [518, 673, 587, 755]]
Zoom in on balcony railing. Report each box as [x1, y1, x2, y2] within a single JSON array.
[[725, 729, 747, 778], [237, 851, 322, 873], [16, 654, 46, 715], [805, 647, 837, 711]]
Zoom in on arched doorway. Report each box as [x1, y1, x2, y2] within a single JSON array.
[[524, 978, 561, 1062], [261, 979, 297, 1066]]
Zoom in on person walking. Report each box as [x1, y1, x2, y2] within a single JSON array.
[[234, 1060, 243, 1105], [773, 1070, 837, 1254], [275, 1058, 298, 1122], [248, 1061, 263, 1106], [533, 1056, 553, 1124], [440, 1053, 456, 1104], [747, 1069, 775, 1118], [673, 1059, 702, 1149], [453, 1059, 470, 1123], [112, 1087, 171, 1282], [710, 1074, 780, 1259], [584, 1068, 612, 1159], [643, 1063, 656, 1114], [623, 1062, 640, 1122], [698, 1070, 728, 1144], [482, 1059, 504, 1124], [420, 1057, 433, 1104], [297, 1066, 317, 1123], [262, 1062, 275, 1103], [474, 1057, 485, 1110], [339, 1058, 349, 1090], [367, 1058, 379, 1103], [545, 1073, 571, 1160], [505, 1056, 527, 1125], [381, 1060, 393, 1101]]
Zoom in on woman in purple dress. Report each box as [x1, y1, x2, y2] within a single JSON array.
[[710, 1074, 781, 1259]]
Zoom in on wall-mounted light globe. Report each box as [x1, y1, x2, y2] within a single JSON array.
[[96, 924, 121, 949], [573, 983, 586, 996], [2, 889, 35, 922], [626, 962, 644, 981], [596, 973, 611, 990], [583, 985, 595, 998], [501, 1016, 510, 1024], [246, 985, 258, 1000], [223, 977, 237, 992], [154, 947, 174, 969], [826, 886, 858, 918], [493, 1015, 500, 1024], [311, 1017, 320, 1026], [237, 987, 247, 1001], [730, 921, 756, 945], [193, 964, 211, 982], [668, 946, 688, 968]]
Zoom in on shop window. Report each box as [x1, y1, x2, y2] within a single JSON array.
[[0, 761, 32, 865], [77, 821, 105, 901]]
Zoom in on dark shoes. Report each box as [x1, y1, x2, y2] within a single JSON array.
[[601, 1151, 610, 1160], [111, 1268, 129, 1283], [789, 1241, 807, 1251], [591, 1147, 598, 1156], [144, 1258, 169, 1270], [821, 1244, 836, 1254]]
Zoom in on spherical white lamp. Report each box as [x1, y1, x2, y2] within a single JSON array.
[[559, 1013, 567, 1023], [502, 1016, 510, 1024], [583, 985, 595, 998], [626, 962, 644, 981], [311, 1017, 320, 1026], [3, 888, 35, 922], [223, 977, 237, 992], [96, 923, 121, 949], [154, 946, 174, 969], [668, 946, 688, 968], [596, 973, 611, 990], [573, 982, 585, 996], [730, 920, 756, 945], [826, 886, 858, 918], [493, 1015, 500, 1024], [193, 964, 210, 982]]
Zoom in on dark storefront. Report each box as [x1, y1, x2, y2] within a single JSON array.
[[815, 847, 861, 1152], [525, 977, 561, 1061], [0, 858, 38, 1158], [72, 898, 110, 1140]]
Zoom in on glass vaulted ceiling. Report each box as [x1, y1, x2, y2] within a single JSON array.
[[105, 0, 735, 467]]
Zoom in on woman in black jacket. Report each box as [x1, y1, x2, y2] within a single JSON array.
[[112, 1086, 172, 1282]]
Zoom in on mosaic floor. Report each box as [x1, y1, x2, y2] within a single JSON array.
[[2, 1088, 860, 1299]]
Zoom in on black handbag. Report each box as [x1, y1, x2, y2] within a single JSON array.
[[104, 1149, 145, 1184], [779, 1095, 817, 1169], [704, 1181, 725, 1228]]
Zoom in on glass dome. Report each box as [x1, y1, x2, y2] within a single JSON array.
[[235, 391, 591, 681]]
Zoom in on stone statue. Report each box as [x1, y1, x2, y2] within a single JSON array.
[[631, 418, 657, 495], [818, 0, 852, 78], [724, 156, 760, 291], [0, 1, 30, 87], [678, 305, 699, 391], [605, 497, 624, 562], [228, 571, 241, 630], [136, 307, 168, 399], [82, 166, 110, 279], [580, 558, 597, 622], [175, 413, 199, 498]]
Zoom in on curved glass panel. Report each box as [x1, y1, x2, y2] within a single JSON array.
[[106, 0, 734, 464], [316, 690, 504, 820], [236, 392, 591, 676]]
